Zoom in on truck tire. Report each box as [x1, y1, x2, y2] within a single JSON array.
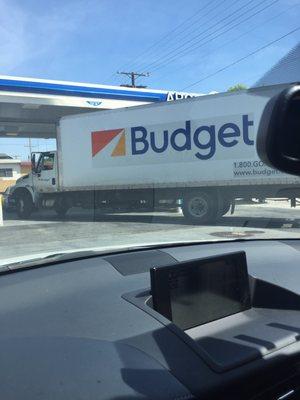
[[54, 197, 69, 218], [15, 191, 34, 219], [182, 191, 218, 224]]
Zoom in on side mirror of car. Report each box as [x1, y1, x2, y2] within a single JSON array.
[[257, 85, 300, 176]]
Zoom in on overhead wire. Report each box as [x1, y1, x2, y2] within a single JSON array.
[[126, 0, 221, 71], [143, 0, 279, 74], [154, 1, 299, 82], [103, 0, 221, 83], [128, 0, 229, 71], [135, 0, 260, 73], [181, 26, 300, 90]]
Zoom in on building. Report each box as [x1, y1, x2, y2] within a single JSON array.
[[20, 161, 31, 175], [0, 154, 22, 193], [254, 43, 300, 87]]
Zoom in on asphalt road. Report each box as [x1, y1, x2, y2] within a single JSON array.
[[1, 200, 300, 263]]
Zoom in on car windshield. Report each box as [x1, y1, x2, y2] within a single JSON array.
[[0, 0, 299, 265]]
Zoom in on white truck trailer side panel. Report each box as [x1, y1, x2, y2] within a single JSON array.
[[58, 84, 300, 191]]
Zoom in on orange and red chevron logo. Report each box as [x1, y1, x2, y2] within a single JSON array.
[[91, 128, 126, 157]]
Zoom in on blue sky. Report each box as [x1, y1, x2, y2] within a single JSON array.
[[0, 0, 299, 159]]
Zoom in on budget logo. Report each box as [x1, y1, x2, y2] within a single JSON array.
[[91, 114, 254, 162], [91, 128, 126, 157]]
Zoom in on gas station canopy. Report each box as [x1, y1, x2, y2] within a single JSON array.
[[0, 75, 200, 139]]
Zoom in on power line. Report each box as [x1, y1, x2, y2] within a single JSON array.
[[143, 0, 279, 77], [141, 0, 278, 74], [108, 0, 264, 85], [117, 71, 150, 88], [182, 26, 300, 90], [104, 0, 223, 82], [155, 1, 299, 82], [136, 0, 257, 73], [128, 0, 225, 71]]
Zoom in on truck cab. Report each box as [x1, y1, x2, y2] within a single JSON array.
[[31, 151, 58, 193], [7, 151, 58, 218]]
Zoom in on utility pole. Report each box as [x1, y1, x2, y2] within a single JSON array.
[[117, 71, 150, 88], [24, 137, 37, 160], [28, 137, 32, 154]]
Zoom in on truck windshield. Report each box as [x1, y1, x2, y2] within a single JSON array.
[[0, 1, 299, 264]]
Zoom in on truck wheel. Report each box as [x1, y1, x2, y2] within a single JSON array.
[[182, 192, 218, 224], [54, 197, 69, 218], [15, 192, 34, 219]]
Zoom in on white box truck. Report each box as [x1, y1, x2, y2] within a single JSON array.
[[9, 82, 300, 223]]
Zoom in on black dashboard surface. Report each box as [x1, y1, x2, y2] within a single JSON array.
[[1, 239, 300, 399]]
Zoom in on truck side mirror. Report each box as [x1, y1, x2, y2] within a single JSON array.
[[257, 84, 300, 176], [31, 153, 36, 173]]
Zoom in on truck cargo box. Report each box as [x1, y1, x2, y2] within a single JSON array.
[[58, 83, 300, 191]]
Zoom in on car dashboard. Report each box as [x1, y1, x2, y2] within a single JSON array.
[[1, 239, 300, 399]]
